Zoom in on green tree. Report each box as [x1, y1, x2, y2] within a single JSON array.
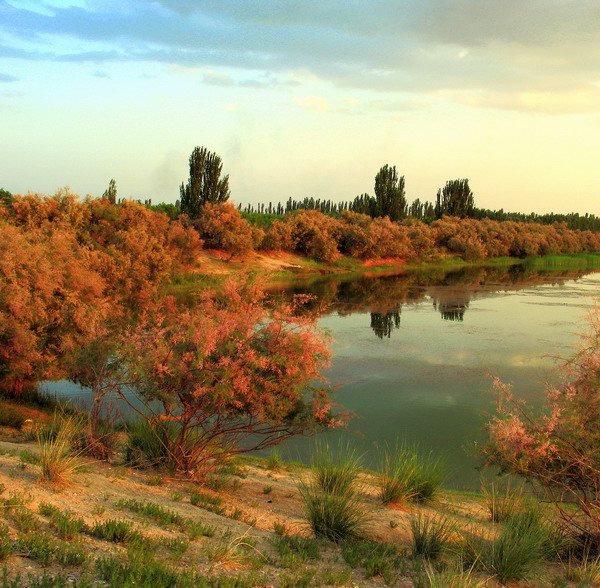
[[435, 179, 474, 218], [374, 165, 407, 221], [102, 179, 117, 205], [0, 188, 13, 207], [180, 146, 230, 218]]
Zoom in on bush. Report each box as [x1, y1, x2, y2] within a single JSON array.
[[484, 310, 600, 552]]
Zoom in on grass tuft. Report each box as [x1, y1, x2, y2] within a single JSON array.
[[377, 442, 445, 505], [311, 440, 362, 495]]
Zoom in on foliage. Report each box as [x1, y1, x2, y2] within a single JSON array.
[[198, 201, 255, 258], [374, 164, 407, 221], [461, 509, 556, 583], [435, 179, 475, 218], [102, 179, 117, 205], [114, 278, 339, 478], [483, 310, 600, 552], [179, 146, 230, 218]]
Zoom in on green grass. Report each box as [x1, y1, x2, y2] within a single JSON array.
[[461, 508, 557, 583], [410, 514, 453, 560], [37, 412, 84, 485], [300, 481, 371, 542], [376, 442, 445, 504], [190, 490, 225, 515], [88, 519, 145, 545], [341, 538, 404, 582], [38, 504, 84, 540], [271, 534, 320, 569], [310, 440, 362, 495]]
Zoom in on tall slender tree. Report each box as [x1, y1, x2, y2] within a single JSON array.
[[374, 165, 407, 221], [435, 179, 474, 218], [180, 146, 230, 218], [102, 179, 117, 204]]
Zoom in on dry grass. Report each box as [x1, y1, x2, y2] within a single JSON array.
[[37, 412, 84, 485]]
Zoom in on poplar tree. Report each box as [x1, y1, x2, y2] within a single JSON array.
[[374, 165, 407, 221], [180, 147, 230, 218], [435, 179, 474, 218], [103, 179, 117, 204]]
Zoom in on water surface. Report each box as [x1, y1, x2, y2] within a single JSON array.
[[269, 264, 600, 490]]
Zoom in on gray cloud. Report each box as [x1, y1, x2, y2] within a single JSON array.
[[1, 0, 599, 113], [0, 73, 18, 82]]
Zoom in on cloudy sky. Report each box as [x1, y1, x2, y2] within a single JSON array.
[[1, 0, 599, 213]]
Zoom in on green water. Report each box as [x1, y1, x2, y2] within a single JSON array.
[[269, 263, 600, 490]]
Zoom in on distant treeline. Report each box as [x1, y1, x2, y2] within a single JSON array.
[[238, 197, 600, 232]]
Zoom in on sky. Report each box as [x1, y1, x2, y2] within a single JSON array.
[[1, 0, 599, 214]]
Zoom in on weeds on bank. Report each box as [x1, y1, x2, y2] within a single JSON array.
[[461, 507, 557, 583], [300, 481, 370, 542], [38, 503, 84, 540], [36, 412, 83, 485], [410, 514, 453, 560], [270, 533, 320, 569], [341, 538, 405, 583], [190, 490, 226, 515], [377, 442, 444, 505], [311, 440, 362, 495], [482, 480, 524, 522]]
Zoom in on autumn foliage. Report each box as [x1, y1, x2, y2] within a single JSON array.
[[484, 309, 600, 551], [0, 191, 202, 396], [112, 279, 340, 477]]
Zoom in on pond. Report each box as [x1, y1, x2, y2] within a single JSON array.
[[267, 262, 600, 490]]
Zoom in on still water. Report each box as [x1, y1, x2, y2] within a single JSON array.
[[268, 264, 600, 490], [45, 263, 599, 491]]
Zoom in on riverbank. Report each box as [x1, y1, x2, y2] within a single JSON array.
[[0, 429, 581, 588]]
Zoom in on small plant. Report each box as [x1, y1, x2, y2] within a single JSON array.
[[123, 419, 175, 469], [190, 490, 225, 515], [0, 523, 13, 560], [54, 540, 87, 566], [273, 521, 289, 536], [280, 569, 316, 588], [341, 538, 403, 583], [158, 536, 189, 559], [377, 442, 445, 505], [301, 481, 370, 542], [36, 412, 83, 485], [19, 449, 40, 466], [564, 555, 600, 586], [262, 486, 273, 495], [267, 448, 284, 471], [116, 498, 183, 527], [415, 564, 481, 588], [482, 480, 524, 522], [89, 519, 143, 544], [316, 568, 353, 586], [311, 440, 362, 495], [410, 514, 453, 560], [271, 534, 320, 569], [171, 492, 184, 502], [461, 508, 555, 583], [16, 531, 56, 566], [206, 531, 262, 567], [184, 520, 217, 540]]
